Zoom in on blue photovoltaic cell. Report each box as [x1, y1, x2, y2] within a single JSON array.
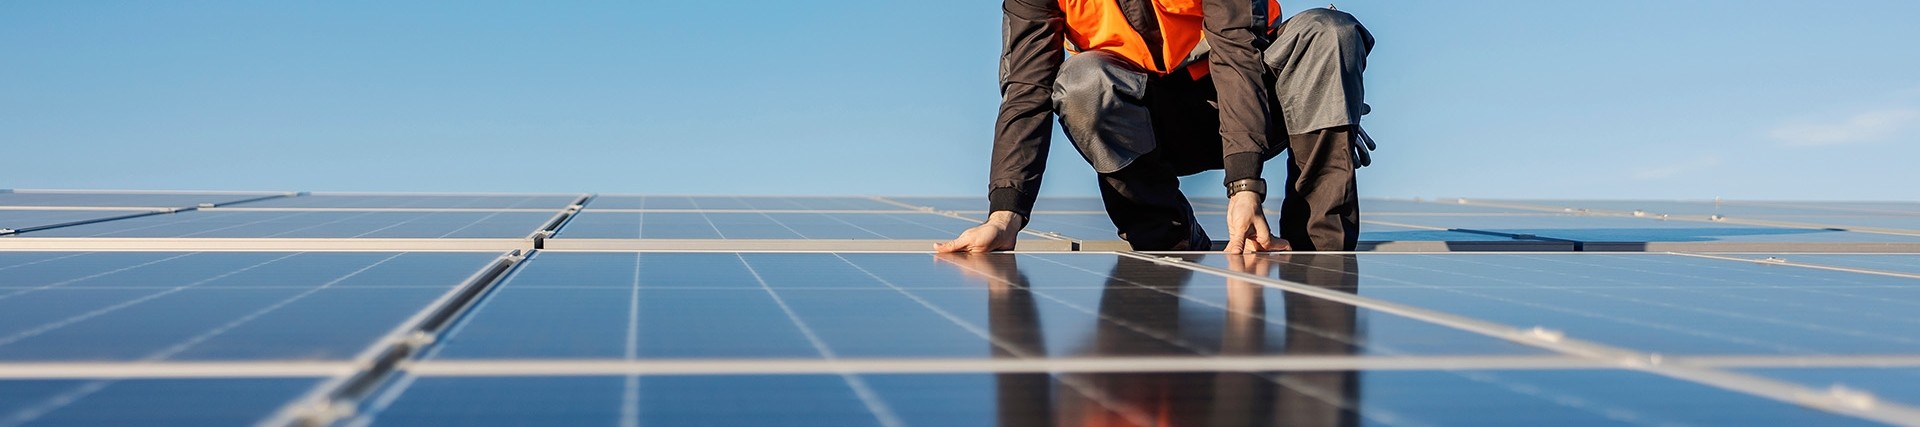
[[1365, 213, 1920, 243], [362, 370, 1877, 426], [0, 378, 322, 426], [552, 211, 975, 239], [1189, 253, 1920, 355], [0, 210, 155, 232], [0, 192, 277, 209], [1717, 253, 1920, 276], [585, 196, 906, 211], [1019, 212, 1523, 242], [10, 211, 555, 238], [0, 251, 499, 361], [426, 252, 1543, 360], [1741, 367, 1920, 408], [228, 194, 580, 209]]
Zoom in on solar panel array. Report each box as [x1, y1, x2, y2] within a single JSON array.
[[5, 189, 1920, 426]]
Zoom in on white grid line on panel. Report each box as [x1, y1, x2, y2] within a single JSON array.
[[1674, 252, 1920, 281]]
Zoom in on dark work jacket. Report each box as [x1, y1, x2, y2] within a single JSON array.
[[990, 0, 1276, 217]]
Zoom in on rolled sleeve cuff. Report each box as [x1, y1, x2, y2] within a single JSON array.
[[988, 187, 1036, 219], [1223, 152, 1264, 186]]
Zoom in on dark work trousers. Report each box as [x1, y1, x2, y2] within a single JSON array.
[[1052, 8, 1371, 251]]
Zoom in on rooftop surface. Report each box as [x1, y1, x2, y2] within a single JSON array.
[[5, 189, 1920, 426]]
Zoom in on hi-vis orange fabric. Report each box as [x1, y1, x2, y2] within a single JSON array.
[[1058, 0, 1281, 76]]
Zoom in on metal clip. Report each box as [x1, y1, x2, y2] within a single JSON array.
[[1823, 385, 1878, 410], [1525, 326, 1564, 343]]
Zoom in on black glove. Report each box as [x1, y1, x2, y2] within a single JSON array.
[[1351, 103, 1375, 168], [1352, 124, 1376, 168]]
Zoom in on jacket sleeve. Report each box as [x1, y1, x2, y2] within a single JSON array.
[[1203, 0, 1275, 185], [988, 0, 1064, 219]]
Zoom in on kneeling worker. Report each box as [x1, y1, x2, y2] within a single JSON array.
[[936, 0, 1376, 253]]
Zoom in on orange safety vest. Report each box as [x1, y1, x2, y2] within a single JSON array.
[[1058, 0, 1281, 77]]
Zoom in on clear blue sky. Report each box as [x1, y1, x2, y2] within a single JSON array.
[[5, 1, 1918, 200]]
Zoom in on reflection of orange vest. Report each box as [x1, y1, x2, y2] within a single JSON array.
[[1058, 0, 1281, 76]]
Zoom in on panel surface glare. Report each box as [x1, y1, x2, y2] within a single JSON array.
[[426, 252, 1545, 360]]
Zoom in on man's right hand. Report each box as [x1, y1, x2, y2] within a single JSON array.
[[935, 211, 1024, 253], [1223, 190, 1286, 254]]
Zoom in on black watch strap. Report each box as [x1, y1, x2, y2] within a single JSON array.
[[1226, 178, 1267, 203]]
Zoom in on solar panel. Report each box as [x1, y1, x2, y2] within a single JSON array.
[[1365, 213, 1920, 248], [1354, 198, 1554, 214], [1481, 199, 1849, 216], [1783, 201, 1920, 215], [553, 212, 975, 240], [0, 210, 160, 234], [6, 191, 1920, 425], [7, 210, 558, 238], [586, 196, 908, 211], [0, 191, 283, 209], [1493, 199, 1920, 217], [226, 193, 582, 210], [880, 196, 1112, 212], [1724, 214, 1920, 233]]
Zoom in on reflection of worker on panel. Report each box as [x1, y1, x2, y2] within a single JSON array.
[[939, 1, 1375, 254], [1264, 253, 1363, 427], [939, 252, 1362, 426]]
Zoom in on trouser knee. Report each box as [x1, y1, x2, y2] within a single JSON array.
[[1052, 50, 1156, 173], [1278, 8, 1373, 54]]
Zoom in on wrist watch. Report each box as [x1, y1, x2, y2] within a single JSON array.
[[1226, 178, 1267, 203]]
